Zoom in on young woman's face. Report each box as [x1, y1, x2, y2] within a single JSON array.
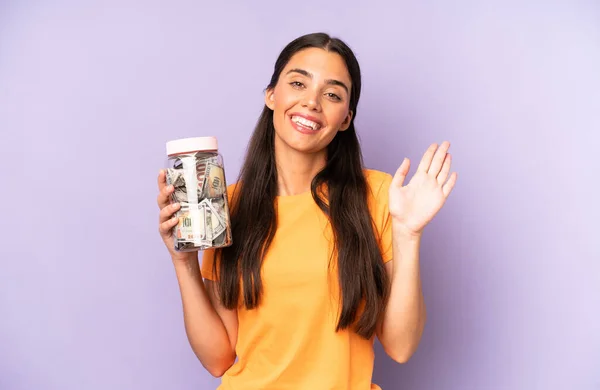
[[265, 48, 353, 155]]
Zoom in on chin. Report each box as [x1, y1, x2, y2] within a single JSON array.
[[275, 131, 326, 155]]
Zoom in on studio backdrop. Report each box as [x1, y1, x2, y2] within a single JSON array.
[[0, 1, 598, 389]]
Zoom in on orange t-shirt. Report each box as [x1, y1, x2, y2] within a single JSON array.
[[201, 169, 394, 390]]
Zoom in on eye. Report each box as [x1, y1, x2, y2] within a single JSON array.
[[326, 92, 342, 101], [290, 81, 305, 89]]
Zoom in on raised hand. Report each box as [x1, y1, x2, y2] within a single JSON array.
[[388, 141, 457, 237]]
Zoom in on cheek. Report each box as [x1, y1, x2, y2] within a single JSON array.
[[327, 107, 350, 126], [271, 93, 293, 130], [272, 86, 297, 109]]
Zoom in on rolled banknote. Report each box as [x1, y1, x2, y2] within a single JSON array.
[[200, 199, 227, 239], [202, 162, 226, 198]]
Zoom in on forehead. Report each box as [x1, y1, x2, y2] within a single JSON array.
[[283, 48, 352, 86]]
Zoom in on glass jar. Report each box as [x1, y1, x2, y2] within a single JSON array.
[[165, 136, 232, 252]]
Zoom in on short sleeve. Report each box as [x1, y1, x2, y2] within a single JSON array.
[[369, 171, 394, 263], [200, 248, 218, 280]]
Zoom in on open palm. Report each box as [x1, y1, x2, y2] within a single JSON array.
[[389, 141, 457, 236]]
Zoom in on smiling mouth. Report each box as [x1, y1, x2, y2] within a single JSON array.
[[290, 115, 322, 131]]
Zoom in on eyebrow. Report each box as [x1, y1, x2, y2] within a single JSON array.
[[286, 68, 349, 94]]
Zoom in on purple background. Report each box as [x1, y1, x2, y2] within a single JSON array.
[[1, 1, 599, 389]]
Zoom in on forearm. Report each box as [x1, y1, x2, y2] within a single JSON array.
[[379, 222, 427, 362], [173, 258, 235, 376]]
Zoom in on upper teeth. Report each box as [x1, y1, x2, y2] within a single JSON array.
[[292, 116, 320, 130]]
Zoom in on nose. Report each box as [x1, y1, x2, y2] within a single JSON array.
[[302, 89, 321, 112]]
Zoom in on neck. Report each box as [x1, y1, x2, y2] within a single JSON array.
[[274, 140, 326, 197]]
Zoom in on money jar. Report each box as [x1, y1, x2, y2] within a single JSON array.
[[165, 136, 232, 252]]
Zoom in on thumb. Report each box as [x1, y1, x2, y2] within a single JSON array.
[[391, 158, 410, 188]]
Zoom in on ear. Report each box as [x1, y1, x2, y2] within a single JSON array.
[[265, 88, 275, 110], [339, 110, 354, 131]]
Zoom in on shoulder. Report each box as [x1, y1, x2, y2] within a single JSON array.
[[215, 182, 240, 213], [363, 168, 393, 197], [363, 169, 393, 257], [363, 169, 393, 220], [224, 182, 240, 201], [225, 182, 239, 196]]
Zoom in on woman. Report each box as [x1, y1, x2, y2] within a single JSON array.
[[156, 32, 457, 389]]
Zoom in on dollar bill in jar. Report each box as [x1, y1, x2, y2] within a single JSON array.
[[201, 161, 225, 199], [200, 198, 227, 241], [166, 136, 233, 251], [173, 203, 207, 251]]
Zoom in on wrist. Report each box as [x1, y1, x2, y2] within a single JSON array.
[[391, 220, 422, 242], [172, 252, 200, 271]]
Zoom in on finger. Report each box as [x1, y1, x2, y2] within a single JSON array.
[[391, 158, 410, 188], [159, 215, 179, 235], [157, 169, 167, 190], [428, 141, 450, 176], [416, 143, 438, 173], [437, 153, 452, 185], [159, 202, 181, 223], [442, 172, 458, 197], [157, 183, 174, 209]]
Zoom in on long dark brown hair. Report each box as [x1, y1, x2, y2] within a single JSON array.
[[214, 32, 390, 339]]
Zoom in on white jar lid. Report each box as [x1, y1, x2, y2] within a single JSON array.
[[166, 136, 218, 156]]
